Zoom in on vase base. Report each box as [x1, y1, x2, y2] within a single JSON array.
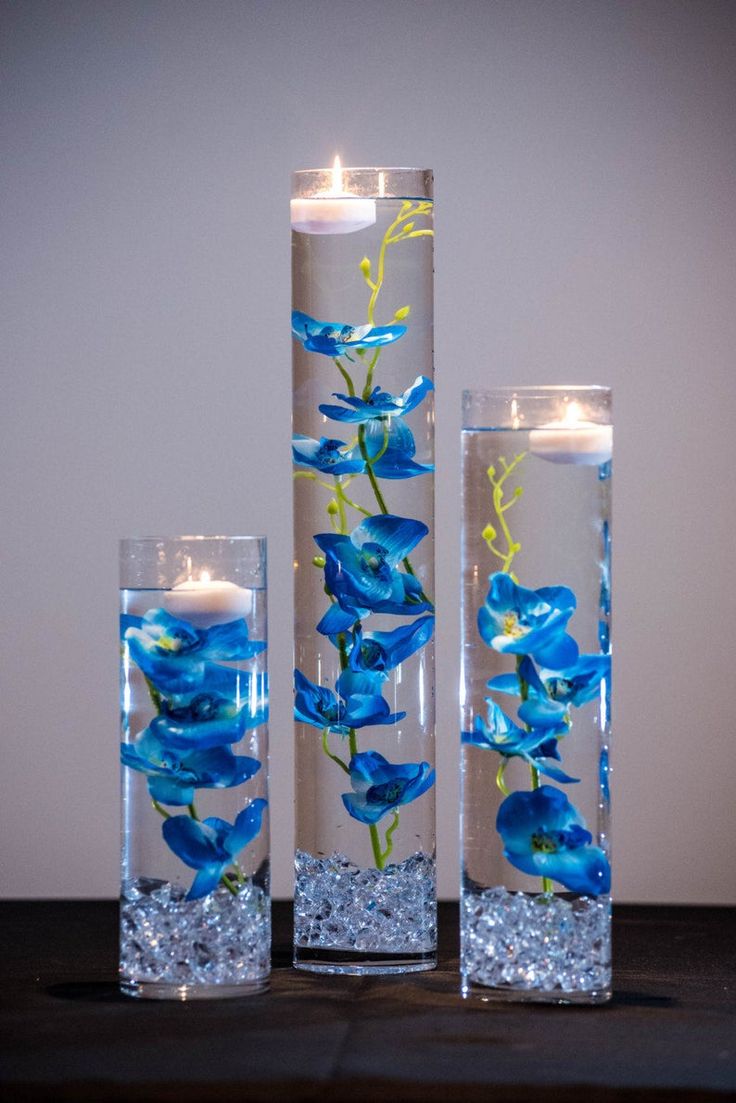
[[460, 979, 611, 1005], [120, 978, 269, 1000], [293, 947, 436, 976]]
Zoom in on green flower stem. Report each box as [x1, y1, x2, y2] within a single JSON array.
[[220, 873, 239, 897], [496, 759, 510, 796], [369, 823, 384, 869], [152, 798, 171, 819], [382, 811, 400, 863], [321, 726, 349, 774], [144, 675, 162, 714], [363, 348, 382, 399], [483, 453, 527, 576], [187, 802, 199, 821], [366, 200, 433, 325], [334, 357, 356, 396], [528, 764, 554, 896]]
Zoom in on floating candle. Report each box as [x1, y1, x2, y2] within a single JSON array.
[[529, 401, 612, 466], [163, 571, 252, 627], [290, 155, 377, 235]]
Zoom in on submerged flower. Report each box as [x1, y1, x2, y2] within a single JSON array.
[[341, 751, 435, 825], [540, 654, 611, 708], [478, 573, 579, 669], [345, 615, 435, 674], [319, 376, 433, 423], [462, 700, 577, 784], [163, 799, 268, 900], [292, 435, 364, 476], [121, 727, 261, 806], [124, 608, 265, 695], [489, 653, 609, 716], [496, 785, 610, 896], [293, 669, 404, 733], [361, 418, 434, 479], [292, 309, 406, 357], [315, 514, 431, 634]]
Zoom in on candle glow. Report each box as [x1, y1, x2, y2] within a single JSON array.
[[529, 398, 612, 466], [290, 154, 377, 235]]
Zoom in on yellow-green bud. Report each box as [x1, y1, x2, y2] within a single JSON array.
[[327, 499, 339, 516], [312, 555, 326, 568], [359, 256, 371, 275], [394, 305, 411, 320], [482, 523, 497, 543]]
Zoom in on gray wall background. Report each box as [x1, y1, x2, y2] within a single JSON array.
[[3, 0, 735, 902]]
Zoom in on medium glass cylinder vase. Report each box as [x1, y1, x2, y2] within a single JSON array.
[[460, 387, 612, 1004], [119, 536, 270, 999], [291, 166, 436, 973]]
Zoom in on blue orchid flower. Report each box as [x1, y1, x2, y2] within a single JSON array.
[[319, 376, 433, 423], [489, 653, 609, 716], [292, 310, 406, 356], [314, 514, 431, 635], [344, 615, 435, 674], [462, 700, 578, 784], [121, 727, 261, 806], [124, 609, 265, 695], [162, 799, 268, 900], [496, 785, 611, 896], [540, 654, 611, 708], [341, 751, 435, 825], [478, 573, 579, 669], [292, 435, 365, 476], [361, 418, 434, 480], [294, 669, 404, 733]]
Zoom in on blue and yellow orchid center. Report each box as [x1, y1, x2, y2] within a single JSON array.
[[531, 830, 561, 854], [502, 612, 526, 639], [368, 780, 405, 805]]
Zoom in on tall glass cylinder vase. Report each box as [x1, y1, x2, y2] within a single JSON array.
[[119, 536, 270, 999], [460, 388, 612, 1003], [291, 166, 436, 973]]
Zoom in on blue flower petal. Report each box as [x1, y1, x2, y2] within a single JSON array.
[[315, 602, 361, 636], [341, 752, 435, 826], [294, 669, 349, 733], [188, 864, 225, 901], [349, 615, 435, 673], [147, 775, 195, 806], [292, 435, 365, 475], [292, 310, 406, 356], [496, 786, 610, 895], [351, 514, 428, 567], [162, 816, 222, 868], [320, 376, 433, 423], [518, 697, 569, 729], [225, 798, 268, 857], [362, 419, 434, 480]]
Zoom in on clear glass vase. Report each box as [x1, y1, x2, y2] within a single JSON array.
[[119, 536, 269, 999], [291, 166, 436, 974], [460, 388, 612, 1004]]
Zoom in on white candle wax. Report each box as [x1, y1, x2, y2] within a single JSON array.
[[529, 406, 612, 466], [291, 155, 377, 235], [163, 577, 252, 627], [529, 421, 612, 465]]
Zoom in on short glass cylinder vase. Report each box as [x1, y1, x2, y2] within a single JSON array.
[[291, 166, 437, 974], [460, 388, 612, 1004], [119, 536, 270, 999]]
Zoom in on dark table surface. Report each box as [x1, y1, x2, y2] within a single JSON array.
[[1, 900, 735, 1102]]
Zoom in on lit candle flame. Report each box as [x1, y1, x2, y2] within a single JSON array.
[[563, 400, 583, 426], [199, 569, 211, 583], [331, 154, 343, 196]]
